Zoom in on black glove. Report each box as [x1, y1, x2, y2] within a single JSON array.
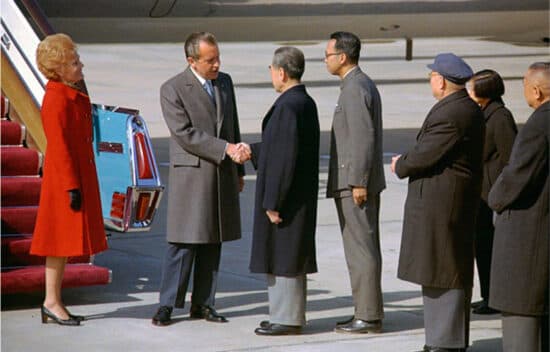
[[68, 189, 81, 211]]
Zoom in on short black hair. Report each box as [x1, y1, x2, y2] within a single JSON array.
[[272, 46, 305, 80], [470, 69, 505, 102], [330, 31, 361, 64]]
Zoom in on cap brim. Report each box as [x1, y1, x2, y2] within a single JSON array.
[[427, 63, 437, 71]]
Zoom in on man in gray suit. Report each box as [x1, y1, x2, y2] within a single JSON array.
[[151, 32, 249, 326], [324, 31, 386, 334]]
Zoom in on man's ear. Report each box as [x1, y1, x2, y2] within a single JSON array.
[[186, 56, 195, 67], [533, 85, 543, 101]]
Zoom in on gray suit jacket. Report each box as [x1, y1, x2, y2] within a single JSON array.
[[327, 67, 386, 198], [161, 67, 243, 243]]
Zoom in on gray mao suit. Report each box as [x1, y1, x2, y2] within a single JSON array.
[[326, 66, 386, 321], [158, 67, 244, 309]]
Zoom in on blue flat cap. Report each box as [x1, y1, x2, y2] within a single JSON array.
[[427, 53, 473, 84]]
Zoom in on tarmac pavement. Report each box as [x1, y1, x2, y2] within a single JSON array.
[[1, 37, 548, 352]]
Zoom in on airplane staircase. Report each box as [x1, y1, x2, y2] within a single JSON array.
[[1, 0, 111, 294]]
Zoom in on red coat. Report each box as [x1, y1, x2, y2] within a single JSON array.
[[30, 81, 108, 257]]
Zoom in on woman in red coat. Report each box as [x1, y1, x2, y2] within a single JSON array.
[[30, 33, 108, 326]]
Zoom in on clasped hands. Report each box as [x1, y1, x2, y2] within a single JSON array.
[[226, 142, 251, 164]]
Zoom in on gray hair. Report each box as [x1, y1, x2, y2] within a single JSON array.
[[272, 46, 305, 80], [184, 32, 217, 59], [527, 62, 550, 93]]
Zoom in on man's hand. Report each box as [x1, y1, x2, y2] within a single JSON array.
[[266, 209, 282, 224], [391, 154, 401, 174], [68, 189, 81, 211], [352, 187, 367, 207], [226, 143, 251, 164]]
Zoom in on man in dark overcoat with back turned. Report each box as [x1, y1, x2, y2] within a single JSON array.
[[391, 53, 485, 352], [488, 62, 549, 352], [248, 46, 320, 336]]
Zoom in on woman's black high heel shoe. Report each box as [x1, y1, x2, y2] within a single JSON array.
[[41, 306, 80, 326]]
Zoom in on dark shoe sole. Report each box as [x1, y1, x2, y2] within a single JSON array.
[[151, 319, 171, 326], [334, 326, 382, 334]]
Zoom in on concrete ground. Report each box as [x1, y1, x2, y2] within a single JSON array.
[[1, 37, 548, 352]]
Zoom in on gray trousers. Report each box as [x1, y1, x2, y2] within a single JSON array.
[[335, 194, 384, 321], [267, 274, 307, 326], [422, 286, 471, 349], [502, 313, 549, 352]]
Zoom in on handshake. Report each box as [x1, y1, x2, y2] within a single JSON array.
[[226, 142, 251, 164]]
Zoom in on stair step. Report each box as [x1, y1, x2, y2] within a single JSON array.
[[1, 146, 42, 176], [1, 264, 111, 294], [1, 177, 41, 206], [1, 120, 25, 146], [1, 235, 91, 267], [1, 206, 37, 234]]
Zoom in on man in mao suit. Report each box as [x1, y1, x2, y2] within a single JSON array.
[[247, 47, 320, 336], [151, 32, 250, 326], [488, 62, 549, 352], [325, 31, 386, 334], [391, 53, 485, 352]]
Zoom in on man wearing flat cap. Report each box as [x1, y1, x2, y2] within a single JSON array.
[[391, 53, 485, 352]]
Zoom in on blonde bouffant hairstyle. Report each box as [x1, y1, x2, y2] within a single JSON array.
[[36, 33, 77, 81]]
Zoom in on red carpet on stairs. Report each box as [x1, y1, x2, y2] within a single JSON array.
[[1, 120, 24, 145], [1, 177, 42, 206], [1, 116, 111, 294]]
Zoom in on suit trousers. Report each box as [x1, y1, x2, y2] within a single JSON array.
[[502, 313, 549, 352], [422, 286, 471, 349], [267, 274, 307, 326], [474, 200, 494, 300], [335, 193, 384, 321], [158, 242, 221, 309]]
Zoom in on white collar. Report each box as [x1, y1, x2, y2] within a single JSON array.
[[190, 66, 208, 86]]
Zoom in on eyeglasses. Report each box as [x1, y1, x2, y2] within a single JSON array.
[[324, 52, 342, 59]]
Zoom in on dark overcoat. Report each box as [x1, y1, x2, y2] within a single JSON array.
[[395, 89, 485, 289], [161, 68, 244, 243], [249, 85, 320, 276], [488, 101, 549, 316], [480, 100, 517, 202]]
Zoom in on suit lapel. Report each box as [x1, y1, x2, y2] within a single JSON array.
[[213, 79, 225, 137], [183, 68, 217, 122]]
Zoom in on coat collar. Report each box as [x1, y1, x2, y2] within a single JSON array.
[[340, 66, 361, 89], [482, 100, 505, 121], [46, 80, 88, 101]]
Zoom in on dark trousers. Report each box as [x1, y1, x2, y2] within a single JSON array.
[[158, 242, 221, 309], [474, 200, 494, 300]]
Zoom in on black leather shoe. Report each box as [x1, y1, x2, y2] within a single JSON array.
[[336, 315, 354, 326], [472, 301, 499, 315], [189, 305, 227, 323], [254, 323, 302, 336], [334, 319, 382, 334], [152, 306, 172, 326], [470, 299, 484, 309], [260, 320, 270, 328]]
